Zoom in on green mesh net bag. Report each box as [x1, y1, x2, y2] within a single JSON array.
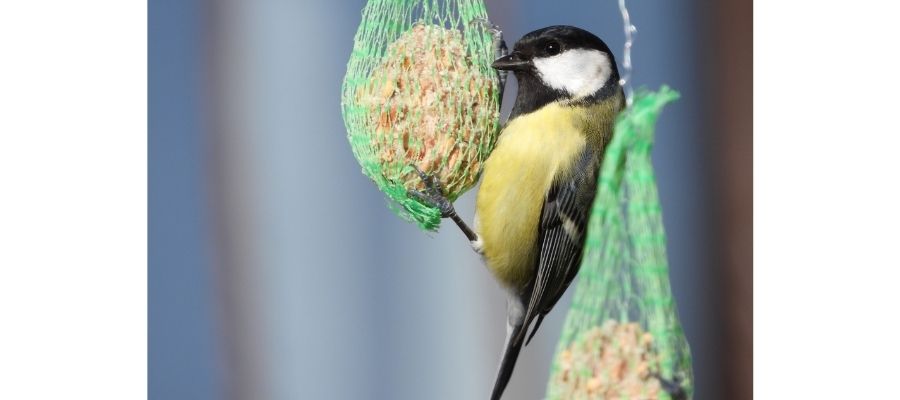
[[546, 86, 694, 400], [341, 0, 501, 231]]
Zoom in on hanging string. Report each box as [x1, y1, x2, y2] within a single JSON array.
[[617, 0, 636, 107]]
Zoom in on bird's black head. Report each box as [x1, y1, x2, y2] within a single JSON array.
[[493, 26, 622, 116]]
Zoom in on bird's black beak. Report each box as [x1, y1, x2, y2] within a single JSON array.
[[492, 52, 530, 71]]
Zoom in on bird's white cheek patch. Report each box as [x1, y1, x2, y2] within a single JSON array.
[[533, 49, 612, 98]]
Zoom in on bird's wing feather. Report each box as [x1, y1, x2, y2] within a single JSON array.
[[519, 147, 599, 344]]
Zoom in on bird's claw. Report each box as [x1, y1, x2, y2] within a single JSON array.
[[468, 18, 508, 108], [653, 373, 687, 400], [469, 18, 502, 36], [408, 165, 456, 218], [469, 18, 507, 58]]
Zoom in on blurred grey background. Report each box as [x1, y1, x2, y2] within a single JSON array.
[[149, 0, 751, 399]]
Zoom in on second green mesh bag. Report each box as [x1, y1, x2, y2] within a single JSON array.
[[341, 0, 501, 231], [546, 87, 694, 400]]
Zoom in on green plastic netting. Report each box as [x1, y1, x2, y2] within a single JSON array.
[[341, 0, 501, 231], [546, 87, 694, 400]]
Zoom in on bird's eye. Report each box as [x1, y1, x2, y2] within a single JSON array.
[[545, 42, 560, 56]]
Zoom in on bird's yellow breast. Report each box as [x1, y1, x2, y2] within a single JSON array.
[[475, 103, 587, 289]]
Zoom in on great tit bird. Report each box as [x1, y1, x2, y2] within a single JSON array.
[[413, 25, 624, 400]]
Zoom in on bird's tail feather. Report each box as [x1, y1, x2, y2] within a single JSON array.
[[524, 314, 546, 346], [490, 322, 526, 400]]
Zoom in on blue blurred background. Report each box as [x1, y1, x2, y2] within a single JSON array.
[[149, 0, 752, 399]]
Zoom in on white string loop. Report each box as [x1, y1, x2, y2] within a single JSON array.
[[617, 0, 636, 107]]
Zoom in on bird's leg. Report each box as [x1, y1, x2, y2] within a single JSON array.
[[653, 373, 688, 400], [470, 18, 508, 109], [408, 166, 483, 254]]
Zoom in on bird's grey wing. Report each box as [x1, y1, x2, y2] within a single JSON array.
[[518, 147, 599, 344]]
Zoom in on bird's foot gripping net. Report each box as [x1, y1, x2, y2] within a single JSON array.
[[546, 86, 694, 400]]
